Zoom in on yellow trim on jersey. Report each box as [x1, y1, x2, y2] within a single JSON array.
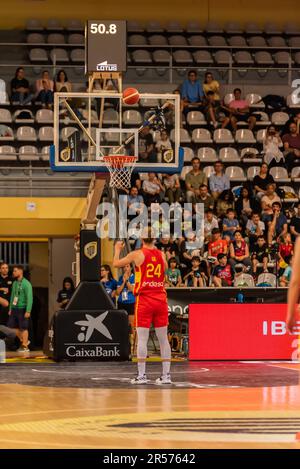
[[134, 295, 140, 328], [134, 265, 142, 295]]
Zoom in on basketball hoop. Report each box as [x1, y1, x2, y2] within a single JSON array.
[[102, 155, 138, 189]]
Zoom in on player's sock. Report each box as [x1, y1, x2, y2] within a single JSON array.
[[136, 327, 149, 377], [155, 326, 171, 377]]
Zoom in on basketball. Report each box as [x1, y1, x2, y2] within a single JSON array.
[[122, 87, 140, 105]]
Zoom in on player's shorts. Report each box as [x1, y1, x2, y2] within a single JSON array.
[[7, 308, 29, 330], [134, 292, 169, 328]]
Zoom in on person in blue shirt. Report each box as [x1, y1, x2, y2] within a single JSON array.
[[100, 264, 117, 301], [222, 209, 240, 241], [116, 264, 135, 355], [209, 161, 230, 199], [180, 70, 204, 114]]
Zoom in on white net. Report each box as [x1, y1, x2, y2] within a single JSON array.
[[102, 155, 138, 189]]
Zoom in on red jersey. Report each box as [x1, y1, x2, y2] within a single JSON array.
[[134, 247, 166, 296], [208, 239, 228, 257]]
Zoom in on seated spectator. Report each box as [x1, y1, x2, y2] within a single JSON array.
[[215, 189, 234, 218], [155, 129, 172, 163], [251, 236, 269, 275], [204, 91, 230, 129], [55, 69, 72, 92], [35, 70, 54, 108], [163, 173, 181, 204], [56, 277, 75, 310], [222, 208, 240, 241], [127, 186, 144, 219], [165, 257, 182, 287], [204, 209, 219, 243], [235, 186, 260, 226], [10, 67, 33, 105], [266, 202, 288, 245], [180, 70, 204, 114], [136, 126, 157, 163], [263, 125, 284, 167], [203, 72, 220, 101], [290, 202, 300, 241], [253, 163, 275, 200], [279, 255, 293, 287], [278, 233, 294, 265], [212, 253, 233, 287], [209, 161, 230, 200], [208, 228, 228, 258], [183, 256, 207, 287], [156, 236, 178, 262], [246, 212, 265, 249], [185, 157, 207, 203], [142, 173, 164, 206], [100, 264, 117, 300], [225, 88, 256, 131], [229, 230, 251, 272], [282, 122, 300, 173], [197, 184, 214, 211], [261, 183, 281, 218]]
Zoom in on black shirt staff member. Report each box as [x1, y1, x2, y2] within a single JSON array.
[[57, 277, 75, 309], [0, 263, 13, 323]]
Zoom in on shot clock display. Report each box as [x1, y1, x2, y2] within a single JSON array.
[[86, 20, 127, 73]]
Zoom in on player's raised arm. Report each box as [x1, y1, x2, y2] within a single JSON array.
[[113, 241, 144, 268], [286, 236, 300, 332]]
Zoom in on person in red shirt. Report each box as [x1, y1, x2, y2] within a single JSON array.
[[113, 228, 171, 385], [208, 228, 228, 258]]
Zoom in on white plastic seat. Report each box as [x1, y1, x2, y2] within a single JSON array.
[[0, 125, 14, 140], [256, 129, 267, 143], [256, 273, 276, 287], [269, 167, 290, 182], [50, 48, 69, 63], [215, 50, 232, 65], [234, 274, 255, 287], [173, 50, 193, 64], [241, 148, 261, 162], [18, 145, 39, 161], [208, 35, 227, 46], [39, 126, 54, 141], [180, 165, 192, 180], [213, 129, 234, 144], [186, 111, 206, 125], [16, 126, 37, 141], [140, 98, 160, 108], [235, 129, 256, 144], [182, 147, 194, 162], [0, 109, 12, 123], [188, 35, 207, 46], [36, 109, 54, 124], [225, 166, 246, 181], [0, 79, 7, 105], [153, 50, 171, 63], [287, 93, 300, 109], [197, 147, 218, 162], [192, 128, 212, 144], [104, 132, 122, 143], [170, 128, 191, 143], [219, 147, 240, 162], [246, 93, 265, 108], [203, 165, 215, 178], [148, 35, 168, 46], [27, 33, 45, 43], [70, 49, 85, 62], [60, 126, 80, 142], [291, 167, 300, 182], [128, 34, 147, 45], [14, 109, 34, 123], [0, 145, 17, 161], [29, 48, 48, 62], [41, 145, 50, 161], [268, 36, 287, 47], [47, 33, 65, 44], [289, 36, 300, 47], [234, 51, 254, 65], [271, 112, 289, 126], [247, 166, 261, 180], [46, 19, 64, 31], [279, 185, 298, 203], [193, 50, 213, 65], [102, 108, 119, 125], [68, 33, 84, 44], [132, 49, 152, 63], [168, 35, 188, 46], [26, 18, 44, 31], [253, 111, 271, 127], [223, 93, 235, 106], [123, 110, 142, 126]]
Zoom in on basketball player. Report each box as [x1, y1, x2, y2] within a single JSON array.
[[113, 229, 172, 384], [286, 236, 300, 333]]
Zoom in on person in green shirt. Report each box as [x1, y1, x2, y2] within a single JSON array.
[[165, 258, 182, 287], [7, 265, 33, 352]]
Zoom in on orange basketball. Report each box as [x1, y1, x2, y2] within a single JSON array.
[[122, 87, 140, 105]]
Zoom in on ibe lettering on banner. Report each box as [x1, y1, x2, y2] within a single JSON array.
[[0, 339, 6, 363]]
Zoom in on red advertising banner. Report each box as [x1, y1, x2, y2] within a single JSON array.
[[189, 304, 300, 360]]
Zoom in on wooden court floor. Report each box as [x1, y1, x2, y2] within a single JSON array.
[[0, 358, 300, 449]]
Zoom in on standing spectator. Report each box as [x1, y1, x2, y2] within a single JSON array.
[[197, 184, 214, 211], [116, 264, 135, 326], [251, 236, 269, 275], [180, 70, 204, 113], [215, 190, 234, 218], [155, 130, 172, 163], [209, 161, 230, 199], [185, 157, 207, 203], [225, 88, 256, 131], [208, 228, 228, 258], [246, 212, 266, 249], [142, 173, 164, 206], [267, 202, 288, 245], [204, 91, 230, 129], [7, 265, 33, 352], [202, 72, 220, 101], [35, 70, 54, 108], [56, 277, 75, 310], [10, 67, 33, 105], [204, 209, 219, 243], [235, 186, 259, 226], [261, 183, 281, 218], [165, 258, 182, 287], [290, 202, 300, 241], [163, 173, 181, 204], [100, 265, 117, 300], [263, 125, 284, 167], [229, 231, 251, 271], [183, 256, 207, 287], [282, 122, 300, 173], [253, 163, 275, 200], [55, 69, 72, 92], [222, 208, 240, 241], [212, 253, 234, 287], [0, 263, 13, 325]]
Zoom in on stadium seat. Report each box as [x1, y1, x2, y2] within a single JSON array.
[[128, 34, 147, 45], [289, 36, 300, 47], [234, 274, 255, 287], [274, 51, 292, 65], [246, 93, 265, 108], [205, 21, 223, 33], [171, 128, 191, 143], [180, 165, 192, 180], [148, 35, 168, 45], [68, 34, 84, 44], [268, 36, 287, 47], [256, 273, 276, 287], [29, 48, 48, 62], [284, 22, 300, 35], [188, 35, 207, 46], [279, 185, 298, 203], [225, 21, 243, 34], [0, 145, 17, 161], [254, 51, 274, 65], [228, 36, 247, 47], [168, 35, 188, 46], [186, 20, 203, 34], [197, 147, 218, 162], [36, 109, 54, 124], [166, 21, 184, 33], [225, 166, 246, 181], [215, 50, 232, 65], [39, 126, 54, 141], [14, 109, 34, 123], [182, 147, 194, 162], [102, 109, 119, 125], [271, 112, 289, 125], [105, 132, 122, 143], [18, 145, 39, 161], [70, 49, 85, 62], [127, 21, 144, 33], [208, 35, 227, 46], [82, 127, 97, 142], [17, 126, 37, 141], [245, 22, 262, 35], [0, 109, 12, 123], [41, 146, 50, 161], [235, 129, 256, 144], [294, 52, 300, 65], [256, 129, 267, 143], [132, 50, 152, 63], [213, 129, 234, 144], [152, 50, 171, 63], [0, 125, 13, 140], [193, 50, 214, 65], [50, 48, 69, 63], [26, 18, 44, 31], [173, 50, 193, 64], [65, 19, 84, 32], [241, 147, 261, 163], [27, 33, 45, 43], [269, 167, 290, 182], [186, 111, 206, 125], [192, 128, 212, 143], [203, 165, 215, 178], [291, 167, 300, 182], [47, 33, 65, 44], [248, 36, 267, 47], [223, 93, 235, 106], [234, 51, 254, 65], [123, 110, 142, 126], [145, 21, 164, 33], [264, 22, 282, 35], [247, 166, 261, 180], [219, 147, 240, 162], [46, 19, 64, 31]]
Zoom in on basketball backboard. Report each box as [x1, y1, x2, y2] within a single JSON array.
[[50, 91, 183, 174]]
